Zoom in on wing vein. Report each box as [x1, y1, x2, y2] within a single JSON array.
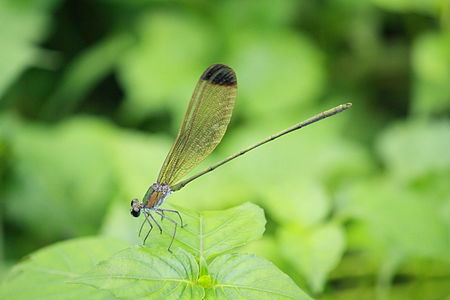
[[156, 64, 237, 185]]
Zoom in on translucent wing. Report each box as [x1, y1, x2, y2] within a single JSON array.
[[157, 64, 237, 185]]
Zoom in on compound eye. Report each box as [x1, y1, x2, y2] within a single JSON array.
[[131, 209, 141, 217], [131, 198, 140, 206]]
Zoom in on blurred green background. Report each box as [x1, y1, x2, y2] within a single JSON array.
[[0, 0, 449, 299]]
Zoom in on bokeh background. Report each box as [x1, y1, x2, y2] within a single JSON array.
[[0, 0, 449, 299]]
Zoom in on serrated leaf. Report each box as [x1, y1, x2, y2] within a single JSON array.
[[206, 253, 313, 300], [0, 237, 128, 300], [140, 202, 266, 261], [74, 247, 204, 300], [75, 248, 311, 300]]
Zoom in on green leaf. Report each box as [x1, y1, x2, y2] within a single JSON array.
[[75, 248, 311, 300], [278, 224, 346, 294], [141, 202, 266, 261], [206, 253, 313, 300], [2, 202, 308, 299], [74, 247, 204, 300], [77, 203, 305, 299], [0, 237, 128, 300]]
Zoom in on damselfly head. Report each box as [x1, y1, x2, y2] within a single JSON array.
[[130, 198, 141, 217]]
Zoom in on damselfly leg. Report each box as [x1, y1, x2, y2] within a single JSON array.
[[155, 210, 178, 253], [158, 208, 186, 228]]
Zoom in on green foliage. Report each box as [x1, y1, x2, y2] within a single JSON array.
[[118, 11, 216, 122], [411, 32, 450, 116], [3, 117, 118, 237], [75, 248, 310, 299], [377, 120, 450, 181], [44, 33, 134, 117], [76, 248, 205, 299], [344, 120, 450, 262], [0, 0, 54, 97], [279, 224, 345, 294], [0, 204, 310, 300], [372, 0, 442, 13], [0, 0, 449, 299], [0, 237, 127, 300], [130, 202, 266, 260]]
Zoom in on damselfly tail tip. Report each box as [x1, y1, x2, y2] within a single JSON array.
[[201, 64, 237, 86], [344, 102, 352, 109]]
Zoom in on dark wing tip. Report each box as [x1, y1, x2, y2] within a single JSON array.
[[201, 64, 237, 86]]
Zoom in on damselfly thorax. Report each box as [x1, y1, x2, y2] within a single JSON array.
[[130, 183, 172, 215]]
